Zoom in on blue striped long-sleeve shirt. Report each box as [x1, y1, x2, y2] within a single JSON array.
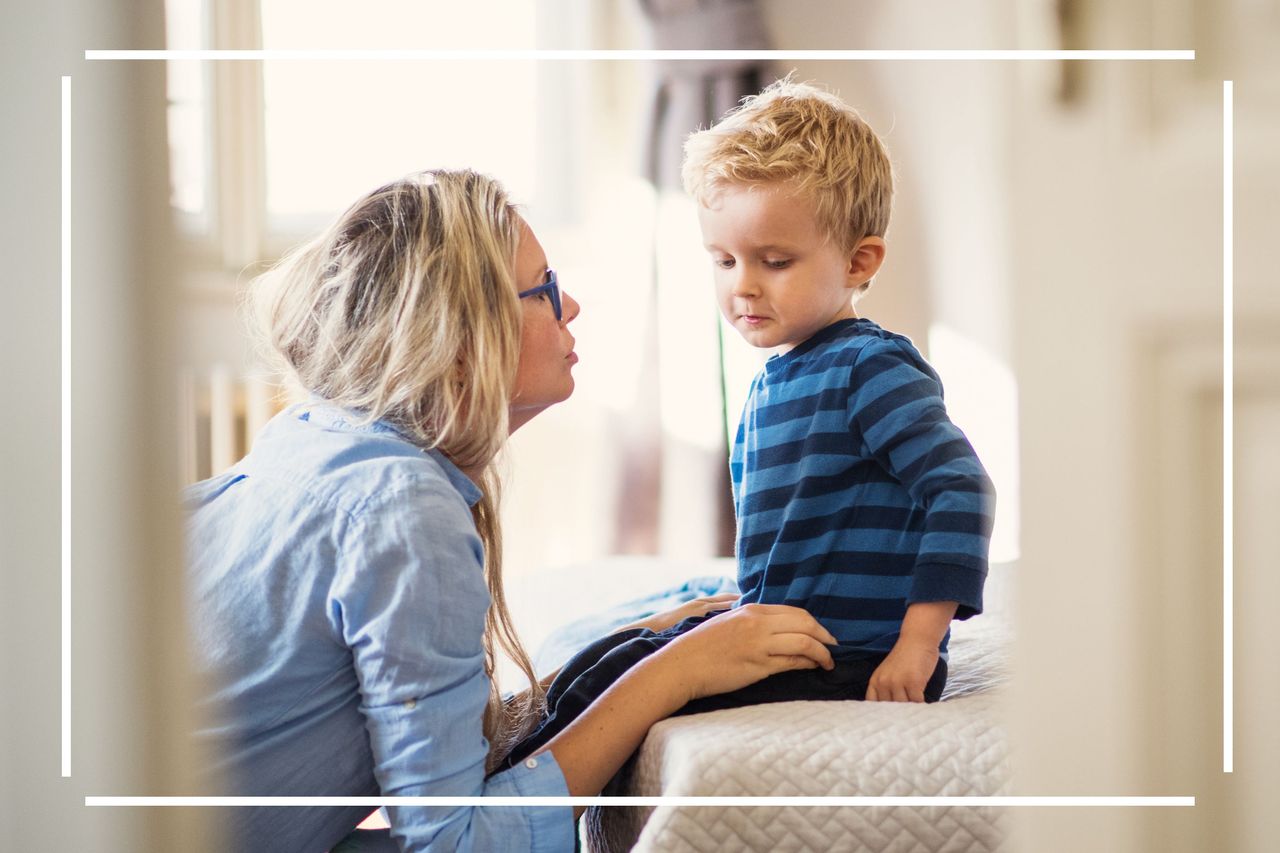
[[730, 318, 996, 654]]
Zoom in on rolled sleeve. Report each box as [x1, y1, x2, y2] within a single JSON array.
[[382, 746, 575, 852], [471, 752, 576, 851]]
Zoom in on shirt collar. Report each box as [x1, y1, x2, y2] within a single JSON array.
[[764, 317, 876, 375], [296, 400, 484, 506], [426, 449, 484, 507]]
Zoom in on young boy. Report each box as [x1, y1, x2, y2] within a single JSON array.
[[498, 78, 995, 771], [682, 78, 996, 704]]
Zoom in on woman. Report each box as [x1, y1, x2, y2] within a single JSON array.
[[185, 170, 837, 852]]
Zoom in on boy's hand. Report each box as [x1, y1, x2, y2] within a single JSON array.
[[865, 641, 939, 703], [865, 600, 957, 702]]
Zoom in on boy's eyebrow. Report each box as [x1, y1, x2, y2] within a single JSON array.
[[702, 241, 799, 253]]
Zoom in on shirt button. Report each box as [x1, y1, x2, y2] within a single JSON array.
[[524, 757, 538, 769], [403, 698, 417, 710]]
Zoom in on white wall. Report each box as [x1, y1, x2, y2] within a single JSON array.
[[1004, 4, 1279, 851]]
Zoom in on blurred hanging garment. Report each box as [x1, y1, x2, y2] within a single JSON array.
[[637, 0, 775, 189]]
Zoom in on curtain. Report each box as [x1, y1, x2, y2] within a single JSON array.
[[639, 0, 774, 189]]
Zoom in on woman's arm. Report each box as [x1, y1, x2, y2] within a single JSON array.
[[542, 603, 836, 817], [514, 592, 740, 698]]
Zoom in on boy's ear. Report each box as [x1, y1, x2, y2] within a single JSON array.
[[846, 236, 887, 287]]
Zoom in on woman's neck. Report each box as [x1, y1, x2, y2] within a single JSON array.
[[507, 405, 545, 436]]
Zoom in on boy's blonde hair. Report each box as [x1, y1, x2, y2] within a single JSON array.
[[249, 169, 544, 771], [683, 76, 894, 264]]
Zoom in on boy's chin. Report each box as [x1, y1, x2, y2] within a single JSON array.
[[735, 326, 794, 351], [741, 336, 787, 351]]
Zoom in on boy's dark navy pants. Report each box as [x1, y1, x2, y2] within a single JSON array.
[[495, 611, 947, 774]]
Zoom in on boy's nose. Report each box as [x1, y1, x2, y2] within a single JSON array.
[[730, 271, 760, 298]]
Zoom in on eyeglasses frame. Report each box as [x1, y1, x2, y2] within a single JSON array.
[[517, 269, 562, 322]]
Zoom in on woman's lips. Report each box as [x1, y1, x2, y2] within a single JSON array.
[[566, 351, 579, 364]]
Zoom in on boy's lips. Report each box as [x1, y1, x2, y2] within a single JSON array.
[[740, 314, 769, 326]]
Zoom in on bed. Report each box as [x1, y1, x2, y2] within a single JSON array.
[[515, 557, 1014, 853]]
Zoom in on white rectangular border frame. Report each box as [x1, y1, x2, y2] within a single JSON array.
[[1222, 79, 1233, 775], [85, 796, 1195, 808], [66, 48, 1222, 807], [61, 73, 72, 780]]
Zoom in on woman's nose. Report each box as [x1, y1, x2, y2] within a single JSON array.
[[561, 290, 581, 324]]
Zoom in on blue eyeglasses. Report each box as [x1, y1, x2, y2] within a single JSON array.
[[517, 269, 563, 321]]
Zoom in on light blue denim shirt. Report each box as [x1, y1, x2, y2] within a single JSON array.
[[185, 403, 574, 852]]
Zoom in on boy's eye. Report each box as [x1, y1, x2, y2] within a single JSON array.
[[764, 258, 792, 269]]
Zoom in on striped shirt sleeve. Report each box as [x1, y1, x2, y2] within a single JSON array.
[[845, 338, 996, 619]]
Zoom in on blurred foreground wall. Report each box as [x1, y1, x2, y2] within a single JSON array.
[[2, 1, 210, 850]]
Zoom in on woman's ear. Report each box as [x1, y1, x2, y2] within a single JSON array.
[[846, 236, 887, 288]]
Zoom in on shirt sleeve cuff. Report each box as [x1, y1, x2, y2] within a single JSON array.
[[484, 751, 576, 852], [908, 563, 986, 620]]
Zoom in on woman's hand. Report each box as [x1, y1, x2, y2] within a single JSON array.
[[544, 603, 835, 808], [649, 603, 837, 705], [611, 592, 740, 635]]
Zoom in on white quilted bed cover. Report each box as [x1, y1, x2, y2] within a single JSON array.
[[591, 564, 1015, 852], [599, 692, 1010, 852]]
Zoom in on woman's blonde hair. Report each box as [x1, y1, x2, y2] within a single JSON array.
[[249, 169, 545, 770], [682, 76, 894, 290]]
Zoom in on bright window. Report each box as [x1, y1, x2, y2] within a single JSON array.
[[164, 0, 209, 230], [260, 2, 540, 234], [260, 60, 540, 232]]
